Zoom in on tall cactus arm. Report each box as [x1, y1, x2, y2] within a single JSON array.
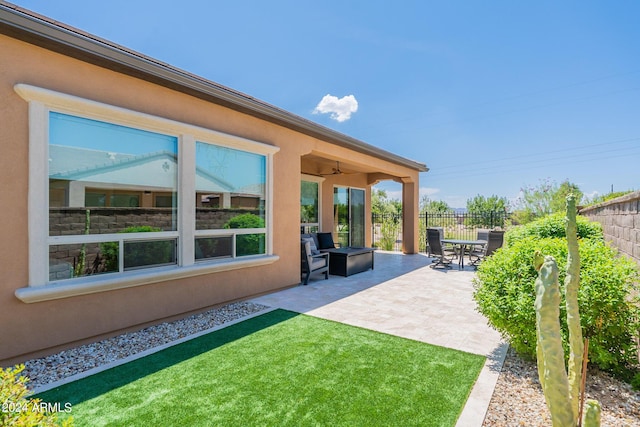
[[582, 400, 601, 427], [565, 194, 584, 421], [535, 255, 575, 427]]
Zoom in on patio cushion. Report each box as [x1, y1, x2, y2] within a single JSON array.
[[317, 232, 337, 250], [310, 257, 328, 269], [301, 237, 320, 255]]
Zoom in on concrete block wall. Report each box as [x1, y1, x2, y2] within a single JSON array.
[[579, 190, 640, 267]]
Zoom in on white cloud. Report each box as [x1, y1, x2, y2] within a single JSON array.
[[313, 94, 358, 122]]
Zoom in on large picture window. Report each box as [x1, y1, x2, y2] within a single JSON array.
[[15, 84, 278, 300], [48, 113, 178, 280]]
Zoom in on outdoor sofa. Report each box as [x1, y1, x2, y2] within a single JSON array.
[[301, 232, 375, 278]]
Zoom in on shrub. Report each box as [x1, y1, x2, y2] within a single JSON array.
[[473, 236, 640, 376], [376, 216, 400, 250], [0, 365, 72, 426], [224, 213, 265, 256], [505, 212, 603, 246]]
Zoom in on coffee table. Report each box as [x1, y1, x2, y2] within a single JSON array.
[[324, 247, 375, 277]]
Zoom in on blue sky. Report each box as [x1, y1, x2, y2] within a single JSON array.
[[13, 0, 640, 208]]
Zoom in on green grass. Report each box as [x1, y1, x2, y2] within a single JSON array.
[[37, 310, 485, 426]]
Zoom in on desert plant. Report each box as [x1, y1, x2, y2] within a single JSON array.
[[376, 215, 400, 250], [533, 253, 601, 426], [1, 364, 73, 426], [533, 195, 601, 426], [474, 235, 640, 376]]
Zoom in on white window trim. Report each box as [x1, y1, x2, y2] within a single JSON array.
[[14, 83, 279, 302], [300, 174, 324, 230]]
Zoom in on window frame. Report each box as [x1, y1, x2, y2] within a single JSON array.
[[300, 174, 324, 233], [14, 84, 279, 302]]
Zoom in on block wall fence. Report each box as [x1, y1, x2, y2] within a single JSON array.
[[579, 190, 640, 267]]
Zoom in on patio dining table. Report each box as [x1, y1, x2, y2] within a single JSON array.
[[441, 239, 487, 269]]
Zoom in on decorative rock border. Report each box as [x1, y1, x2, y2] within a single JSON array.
[[22, 301, 269, 390]]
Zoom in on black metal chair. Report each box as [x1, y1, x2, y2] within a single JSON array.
[[427, 228, 453, 269], [427, 226, 457, 259], [301, 240, 329, 285], [469, 230, 504, 267]]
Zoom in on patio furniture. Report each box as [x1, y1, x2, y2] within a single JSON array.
[[301, 232, 374, 276], [301, 240, 329, 285], [440, 238, 487, 269], [327, 247, 375, 276], [469, 230, 504, 267], [432, 226, 458, 259], [316, 232, 342, 250], [427, 228, 453, 269]]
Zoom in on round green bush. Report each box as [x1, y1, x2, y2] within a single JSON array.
[[505, 212, 603, 246], [473, 236, 640, 376]]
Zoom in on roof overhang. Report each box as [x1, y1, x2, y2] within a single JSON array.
[[0, 3, 428, 173]]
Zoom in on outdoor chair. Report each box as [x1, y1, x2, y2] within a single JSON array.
[[301, 239, 329, 285], [428, 226, 457, 259], [427, 228, 453, 269], [469, 230, 504, 267], [476, 229, 490, 242]]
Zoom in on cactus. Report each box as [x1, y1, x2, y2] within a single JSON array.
[[533, 194, 601, 426], [534, 253, 574, 426], [565, 194, 583, 420], [582, 400, 602, 427]]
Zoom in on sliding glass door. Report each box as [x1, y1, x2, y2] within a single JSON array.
[[333, 187, 365, 247]]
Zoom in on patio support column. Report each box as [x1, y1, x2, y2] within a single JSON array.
[[401, 179, 419, 254]]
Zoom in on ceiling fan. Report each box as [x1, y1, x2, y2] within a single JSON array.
[[321, 161, 346, 176]]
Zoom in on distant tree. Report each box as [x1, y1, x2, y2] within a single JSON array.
[[514, 179, 583, 219], [466, 194, 508, 213], [549, 181, 583, 213], [371, 189, 388, 216], [466, 194, 509, 228], [419, 196, 451, 214], [372, 189, 401, 216]]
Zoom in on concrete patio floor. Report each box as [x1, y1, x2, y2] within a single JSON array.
[[251, 251, 507, 427]]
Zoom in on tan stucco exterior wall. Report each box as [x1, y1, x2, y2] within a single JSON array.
[[0, 34, 421, 365]]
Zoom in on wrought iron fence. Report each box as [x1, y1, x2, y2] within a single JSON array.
[[371, 211, 510, 253]]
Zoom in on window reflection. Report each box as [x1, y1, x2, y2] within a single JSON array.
[[195, 142, 267, 257], [48, 112, 178, 235]]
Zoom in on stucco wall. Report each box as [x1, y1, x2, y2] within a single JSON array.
[[0, 34, 302, 365], [579, 191, 640, 267], [0, 33, 421, 364]]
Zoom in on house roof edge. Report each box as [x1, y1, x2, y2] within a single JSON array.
[[0, 3, 429, 173]]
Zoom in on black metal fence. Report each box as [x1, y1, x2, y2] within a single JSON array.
[[371, 211, 510, 253]]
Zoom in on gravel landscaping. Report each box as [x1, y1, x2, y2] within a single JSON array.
[[19, 301, 640, 426], [484, 347, 640, 426], [22, 301, 269, 390]]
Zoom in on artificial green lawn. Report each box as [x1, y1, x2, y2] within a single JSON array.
[[38, 309, 485, 426]]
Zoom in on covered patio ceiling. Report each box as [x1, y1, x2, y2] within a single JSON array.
[[301, 153, 406, 184]]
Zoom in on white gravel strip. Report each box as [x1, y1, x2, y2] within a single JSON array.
[[23, 301, 270, 391]]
